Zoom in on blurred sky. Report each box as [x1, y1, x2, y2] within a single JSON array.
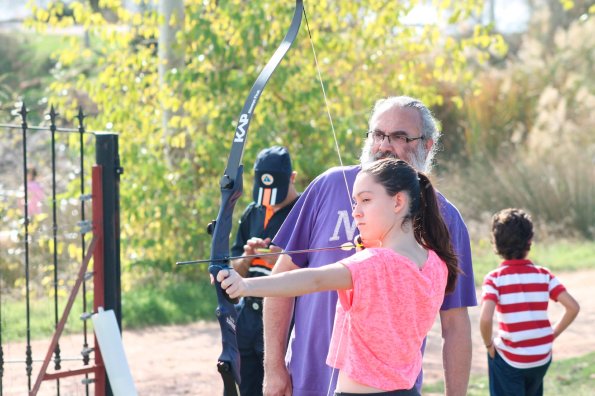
[[0, 0, 140, 21], [403, 0, 531, 33], [0, 0, 531, 33]]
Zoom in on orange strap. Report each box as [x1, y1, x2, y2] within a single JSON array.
[[251, 205, 275, 269], [262, 188, 272, 206], [251, 258, 275, 270], [263, 205, 274, 229]]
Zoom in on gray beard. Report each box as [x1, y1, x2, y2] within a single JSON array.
[[359, 140, 429, 173]]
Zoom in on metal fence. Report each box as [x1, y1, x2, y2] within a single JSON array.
[[0, 104, 122, 396]]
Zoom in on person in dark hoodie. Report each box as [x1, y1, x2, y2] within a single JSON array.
[[230, 146, 300, 396]]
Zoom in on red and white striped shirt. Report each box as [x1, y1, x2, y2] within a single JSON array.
[[482, 259, 566, 368]]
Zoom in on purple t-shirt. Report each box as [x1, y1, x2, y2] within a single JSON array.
[[272, 165, 476, 396]]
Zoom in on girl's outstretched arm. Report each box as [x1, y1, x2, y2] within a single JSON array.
[[217, 262, 352, 299]]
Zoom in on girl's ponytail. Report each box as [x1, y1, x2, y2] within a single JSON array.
[[414, 173, 459, 293], [361, 159, 459, 293]]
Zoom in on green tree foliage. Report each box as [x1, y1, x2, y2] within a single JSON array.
[[0, 32, 60, 122], [27, 0, 503, 281], [440, 5, 594, 238]]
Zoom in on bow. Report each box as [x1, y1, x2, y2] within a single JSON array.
[[206, 2, 304, 395]]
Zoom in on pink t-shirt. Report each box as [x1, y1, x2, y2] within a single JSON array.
[[27, 181, 44, 216], [326, 248, 447, 391]]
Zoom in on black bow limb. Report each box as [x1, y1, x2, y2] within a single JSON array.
[[207, 2, 304, 395]]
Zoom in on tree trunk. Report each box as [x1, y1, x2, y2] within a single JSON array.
[[158, 0, 185, 168]]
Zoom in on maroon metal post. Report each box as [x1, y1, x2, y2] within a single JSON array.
[[92, 164, 106, 395], [28, 164, 107, 395]]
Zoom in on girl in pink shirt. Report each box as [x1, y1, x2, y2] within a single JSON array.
[[218, 158, 458, 395]]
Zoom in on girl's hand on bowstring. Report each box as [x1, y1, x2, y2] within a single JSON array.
[[354, 234, 381, 251], [217, 269, 247, 300], [354, 235, 364, 252]]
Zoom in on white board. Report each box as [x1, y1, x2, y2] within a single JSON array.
[[92, 307, 138, 396]]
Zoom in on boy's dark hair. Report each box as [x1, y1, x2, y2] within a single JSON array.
[[491, 208, 534, 260]]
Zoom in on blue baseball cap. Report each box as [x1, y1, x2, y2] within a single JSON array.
[[252, 146, 292, 206]]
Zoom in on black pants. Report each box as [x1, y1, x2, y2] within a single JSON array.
[[335, 387, 420, 396], [488, 349, 551, 396], [237, 298, 264, 396]]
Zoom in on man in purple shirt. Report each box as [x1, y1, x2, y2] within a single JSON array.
[[264, 96, 476, 396]]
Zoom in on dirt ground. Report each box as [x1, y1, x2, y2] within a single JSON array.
[[3, 269, 594, 395]]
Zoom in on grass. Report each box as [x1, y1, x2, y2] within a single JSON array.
[[470, 239, 595, 286], [121, 273, 216, 330], [0, 292, 87, 342], [0, 272, 216, 342], [0, 30, 69, 123], [1, 239, 594, 341], [424, 352, 595, 395]]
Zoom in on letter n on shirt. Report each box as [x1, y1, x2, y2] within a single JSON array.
[[329, 210, 357, 243]]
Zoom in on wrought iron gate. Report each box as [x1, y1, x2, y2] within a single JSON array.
[[0, 104, 122, 396]]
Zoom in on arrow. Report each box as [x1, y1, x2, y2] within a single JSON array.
[[176, 242, 361, 266]]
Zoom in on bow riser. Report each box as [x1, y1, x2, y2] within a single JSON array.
[[207, 265, 241, 385], [208, 165, 244, 394]]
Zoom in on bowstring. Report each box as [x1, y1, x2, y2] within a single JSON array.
[[303, 5, 353, 395], [325, 309, 350, 396], [302, 6, 352, 205]]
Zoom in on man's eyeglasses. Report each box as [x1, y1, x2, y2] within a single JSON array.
[[365, 130, 425, 145]]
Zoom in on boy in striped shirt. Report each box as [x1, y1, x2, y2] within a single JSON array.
[[479, 208, 580, 396]]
